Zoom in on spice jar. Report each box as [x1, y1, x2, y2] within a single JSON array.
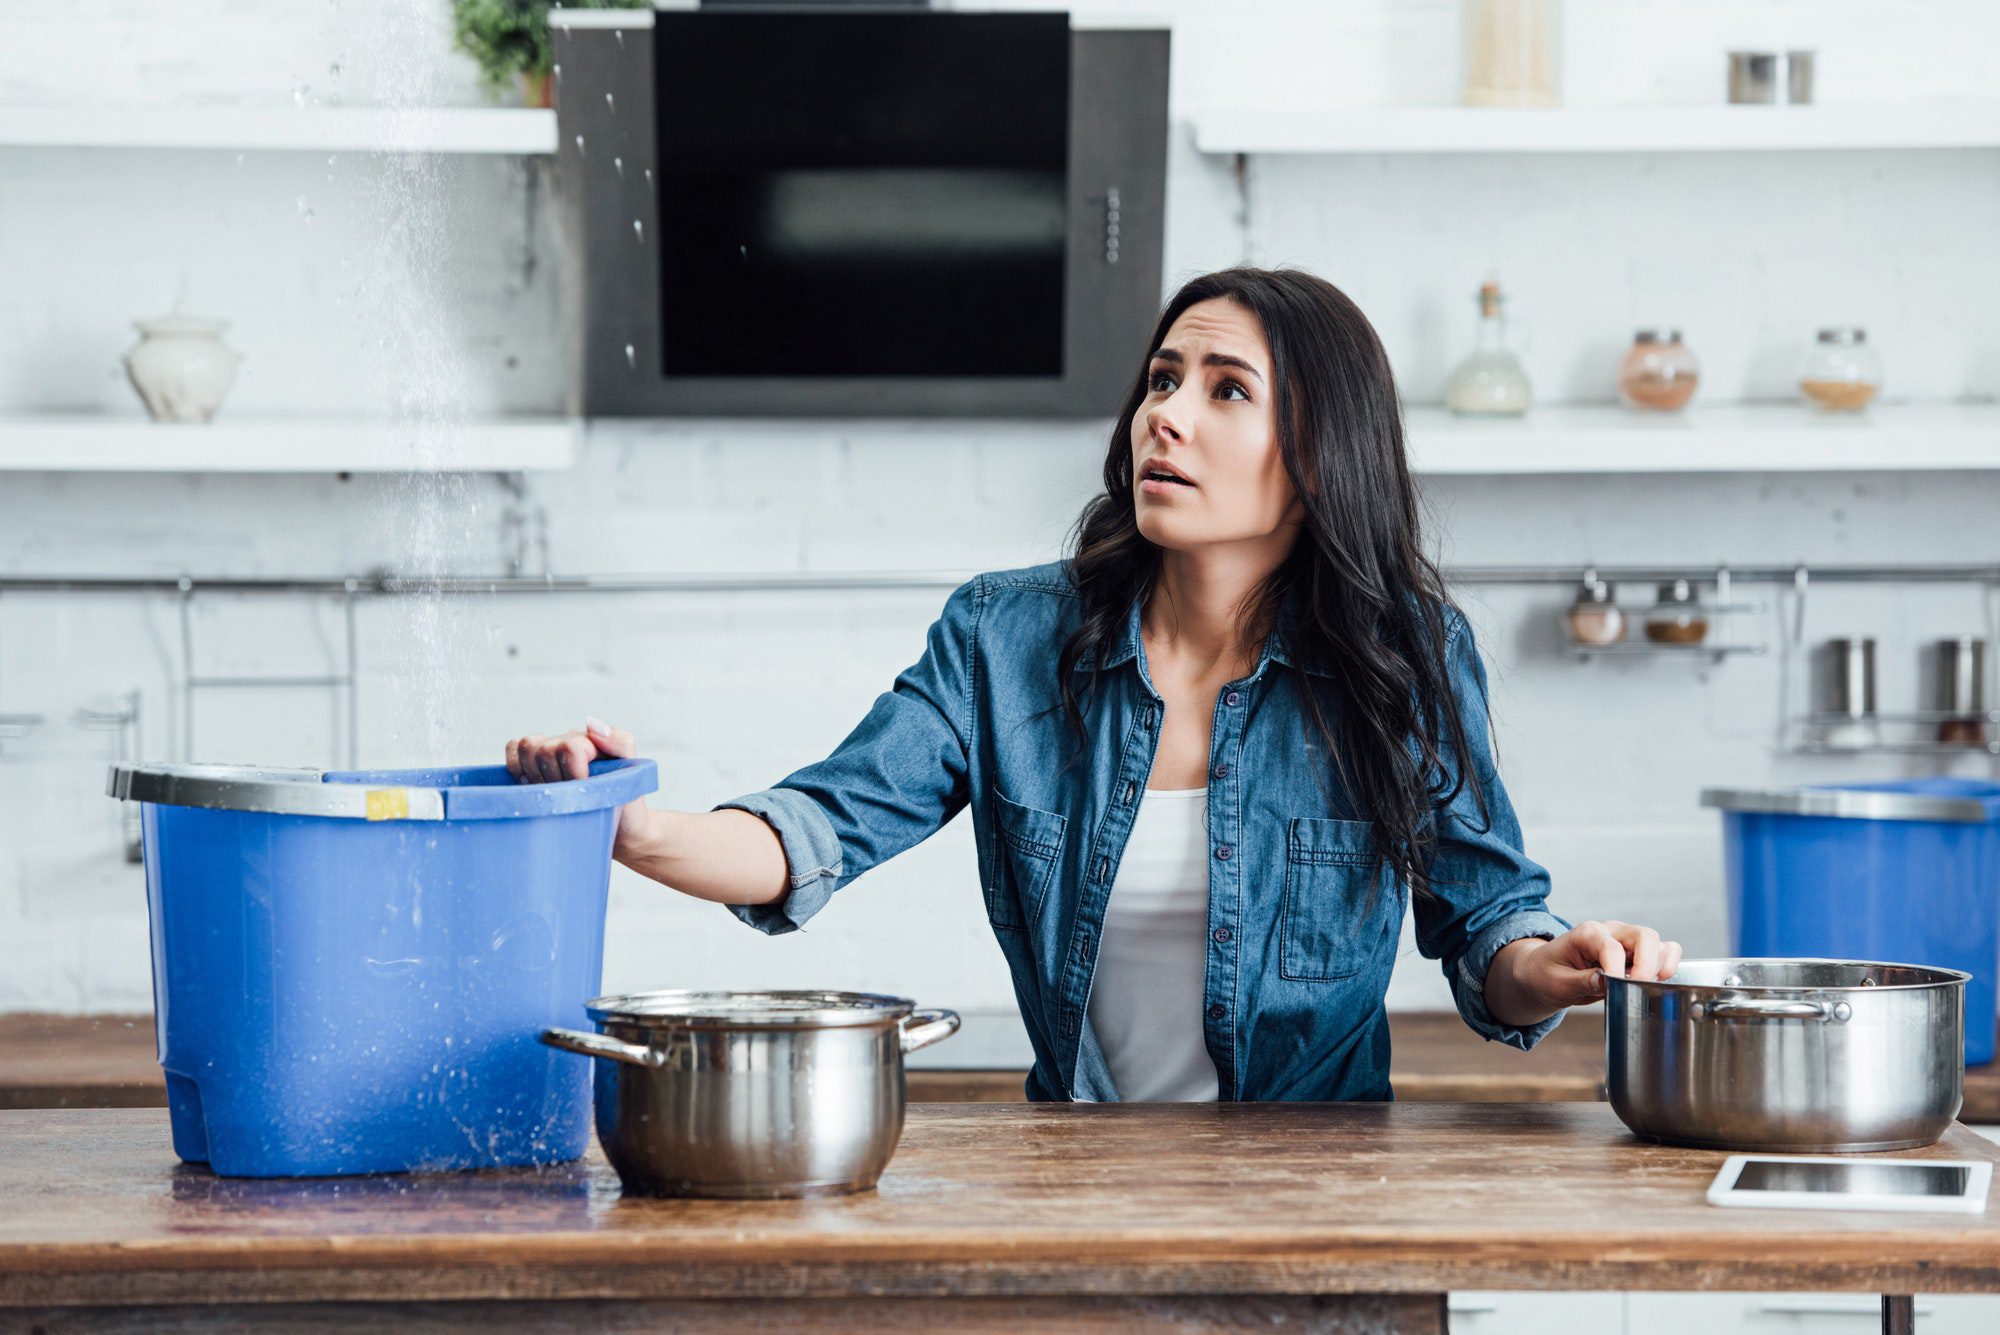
[[1617, 330, 1699, 412], [1565, 580, 1625, 646], [1644, 579, 1708, 646], [1800, 327, 1882, 412]]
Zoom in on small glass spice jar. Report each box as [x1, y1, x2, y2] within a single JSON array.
[[1644, 579, 1709, 646], [1565, 579, 1625, 646], [1800, 327, 1882, 412], [1617, 329, 1700, 412]]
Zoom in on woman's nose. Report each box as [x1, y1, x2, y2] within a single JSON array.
[[1145, 399, 1186, 444]]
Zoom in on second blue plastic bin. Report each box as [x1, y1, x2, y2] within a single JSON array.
[[115, 757, 657, 1177], [1710, 777, 2000, 1066]]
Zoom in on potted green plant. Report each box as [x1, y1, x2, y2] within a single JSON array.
[[450, 0, 646, 108]]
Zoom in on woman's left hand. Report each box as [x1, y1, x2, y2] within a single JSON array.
[[1500, 920, 1684, 1013]]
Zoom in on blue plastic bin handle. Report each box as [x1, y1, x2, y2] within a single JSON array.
[[1700, 786, 1995, 824]]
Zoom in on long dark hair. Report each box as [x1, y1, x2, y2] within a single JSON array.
[[1056, 266, 1486, 903]]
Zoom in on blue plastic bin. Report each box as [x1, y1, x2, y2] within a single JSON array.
[[110, 758, 657, 1177], [1705, 778, 2000, 1066]]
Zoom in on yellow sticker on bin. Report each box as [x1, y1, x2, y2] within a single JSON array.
[[364, 788, 410, 821]]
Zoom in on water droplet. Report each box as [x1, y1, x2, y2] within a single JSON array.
[[293, 84, 310, 107], [574, 134, 585, 156], [613, 155, 623, 177], [604, 92, 615, 113], [295, 196, 315, 222], [633, 218, 644, 243], [643, 168, 653, 186], [739, 244, 748, 264], [615, 29, 625, 46], [328, 60, 343, 79], [327, 154, 337, 167], [552, 63, 561, 82], [235, 153, 245, 168], [624, 344, 636, 369]]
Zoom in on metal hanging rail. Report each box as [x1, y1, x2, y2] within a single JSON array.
[[1, 562, 1996, 596]]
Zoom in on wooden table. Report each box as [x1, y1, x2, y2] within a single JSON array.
[[11, 1011, 1999, 1119], [4, 1103, 1998, 1333]]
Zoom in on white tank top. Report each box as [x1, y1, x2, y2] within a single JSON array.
[[1085, 787, 1220, 1102]]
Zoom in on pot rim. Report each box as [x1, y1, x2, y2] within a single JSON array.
[[586, 988, 919, 1030], [1606, 956, 1971, 993]]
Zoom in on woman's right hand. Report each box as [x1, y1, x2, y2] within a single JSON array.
[[505, 717, 654, 856]]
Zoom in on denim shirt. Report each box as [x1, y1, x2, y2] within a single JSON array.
[[717, 561, 1570, 1102]]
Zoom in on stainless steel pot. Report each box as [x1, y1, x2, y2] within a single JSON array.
[[541, 989, 960, 1197], [1606, 958, 1967, 1153]]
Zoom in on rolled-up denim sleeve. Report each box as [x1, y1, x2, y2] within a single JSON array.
[[1413, 612, 1572, 1050], [713, 576, 981, 935]]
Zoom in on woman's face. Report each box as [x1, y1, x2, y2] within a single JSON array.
[[1130, 297, 1304, 556]]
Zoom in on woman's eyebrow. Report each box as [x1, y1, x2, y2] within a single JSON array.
[[1149, 346, 1265, 383]]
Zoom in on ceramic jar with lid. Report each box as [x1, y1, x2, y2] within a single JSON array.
[[1566, 579, 1625, 646], [1800, 327, 1882, 412], [1617, 329, 1699, 412], [1644, 579, 1709, 646]]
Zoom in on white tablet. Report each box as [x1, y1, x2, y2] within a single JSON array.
[[1707, 1155, 1992, 1213]]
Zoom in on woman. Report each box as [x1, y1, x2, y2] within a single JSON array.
[[507, 266, 1681, 1102]]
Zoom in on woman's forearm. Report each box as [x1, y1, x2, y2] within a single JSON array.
[[1481, 937, 1561, 1028], [616, 808, 791, 908]]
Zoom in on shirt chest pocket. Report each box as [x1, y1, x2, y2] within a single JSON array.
[[988, 792, 1067, 933], [1280, 817, 1404, 982]]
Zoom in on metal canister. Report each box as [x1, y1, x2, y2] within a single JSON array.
[[1933, 636, 1989, 745]]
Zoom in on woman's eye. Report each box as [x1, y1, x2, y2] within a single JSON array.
[[1218, 380, 1249, 402], [1148, 370, 1177, 393]]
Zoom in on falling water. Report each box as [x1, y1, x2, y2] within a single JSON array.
[[335, 0, 492, 767]]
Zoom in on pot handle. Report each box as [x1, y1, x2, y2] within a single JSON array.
[[540, 1026, 665, 1068], [1693, 999, 1853, 1023], [899, 1007, 962, 1055]]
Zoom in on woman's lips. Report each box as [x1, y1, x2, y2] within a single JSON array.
[[1140, 471, 1196, 497]]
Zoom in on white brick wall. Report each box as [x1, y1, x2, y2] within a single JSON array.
[[2, 2, 1997, 1017]]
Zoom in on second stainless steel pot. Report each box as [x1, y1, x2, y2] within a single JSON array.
[[541, 989, 959, 1198], [1606, 958, 1966, 1153]]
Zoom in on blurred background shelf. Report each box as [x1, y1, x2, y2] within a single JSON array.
[[1405, 403, 2000, 474], [1193, 101, 2000, 155], [0, 106, 556, 154], [0, 415, 579, 472], [1565, 643, 1765, 662]]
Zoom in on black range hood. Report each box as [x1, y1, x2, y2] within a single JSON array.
[[552, 5, 1169, 418]]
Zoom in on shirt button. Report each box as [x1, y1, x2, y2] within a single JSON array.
[[1214, 844, 1232, 861], [1224, 691, 1241, 707], [1208, 1003, 1226, 1020], [1213, 764, 1230, 779], [1213, 927, 1231, 943]]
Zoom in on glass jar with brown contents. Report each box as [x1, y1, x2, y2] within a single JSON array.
[[1800, 327, 1882, 412], [1644, 579, 1708, 646], [1617, 329, 1699, 412]]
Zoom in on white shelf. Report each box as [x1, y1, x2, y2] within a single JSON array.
[[1193, 102, 2000, 155], [1406, 403, 2000, 474], [0, 106, 556, 155], [0, 416, 579, 472]]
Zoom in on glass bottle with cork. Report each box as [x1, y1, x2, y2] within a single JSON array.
[[1446, 277, 1532, 417]]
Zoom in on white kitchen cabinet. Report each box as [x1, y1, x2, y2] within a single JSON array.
[[1627, 1292, 1999, 1335], [1445, 1292, 1624, 1333]]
